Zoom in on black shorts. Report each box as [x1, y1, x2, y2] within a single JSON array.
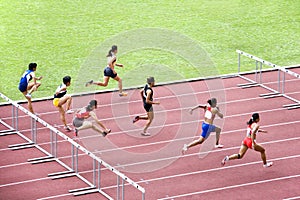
[[144, 104, 153, 112], [104, 67, 117, 78]]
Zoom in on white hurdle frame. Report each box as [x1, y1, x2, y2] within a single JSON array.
[[0, 92, 145, 200], [237, 50, 300, 110]]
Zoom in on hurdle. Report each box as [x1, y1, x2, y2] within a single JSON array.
[[0, 92, 145, 200], [237, 50, 300, 110]]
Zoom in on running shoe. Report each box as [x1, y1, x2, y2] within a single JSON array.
[[102, 129, 111, 137], [263, 162, 273, 168], [74, 128, 78, 137], [141, 132, 151, 136], [132, 116, 140, 123], [119, 92, 128, 97], [221, 156, 229, 166], [25, 93, 32, 99], [64, 126, 72, 132], [181, 144, 188, 155], [85, 80, 93, 87], [66, 110, 74, 114], [215, 144, 224, 148]]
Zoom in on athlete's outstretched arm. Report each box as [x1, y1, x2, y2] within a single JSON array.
[[189, 105, 206, 114]]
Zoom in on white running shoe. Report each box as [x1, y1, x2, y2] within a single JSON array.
[[215, 144, 224, 148], [66, 110, 74, 114], [181, 144, 188, 155], [263, 162, 273, 168], [25, 93, 32, 99], [221, 156, 229, 166], [141, 132, 150, 136]]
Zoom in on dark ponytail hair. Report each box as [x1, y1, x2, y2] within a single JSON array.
[[106, 45, 118, 57], [247, 113, 259, 125], [207, 98, 217, 106], [86, 100, 97, 111]]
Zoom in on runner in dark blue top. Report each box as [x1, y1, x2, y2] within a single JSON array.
[[133, 77, 160, 136], [85, 45, 127, 97], [18, 63, 43, 113]]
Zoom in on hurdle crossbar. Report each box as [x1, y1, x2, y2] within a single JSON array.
[[0, 92, 145, 199], [236, 50, 300, 109]]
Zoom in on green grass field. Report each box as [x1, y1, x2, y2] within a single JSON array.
[[0, 0, 299, 101]]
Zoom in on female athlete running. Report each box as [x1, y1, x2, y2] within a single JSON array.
[[73, 100, 111, 137], [132, 77, 160, 136], [18, 63, 42, 113], [221, 113, 273, 168], [182, 98, 224, 154], [85, 45, 127, 97], [53, 76, 74, 132]]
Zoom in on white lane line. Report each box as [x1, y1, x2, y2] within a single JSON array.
[[283, 196, 300, 200], [1, 138, 299, 189], [0, 118, 300, 169], [79, 154, 300, 192], [158, 174, 300, 200], [0, 104, 298, 154], [1, 154, 299, 192], [1, 120, 300, 170], [1, 77, 300, 120], [37, 193, 72, 200]]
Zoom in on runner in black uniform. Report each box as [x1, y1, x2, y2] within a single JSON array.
[[133, 77, 160, 136], [85, 45, 127, 97]]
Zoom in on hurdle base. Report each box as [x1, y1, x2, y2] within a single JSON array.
[[72, 188, 113, 200]]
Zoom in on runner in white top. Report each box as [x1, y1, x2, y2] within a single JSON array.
[[182, 98, 224, 155]]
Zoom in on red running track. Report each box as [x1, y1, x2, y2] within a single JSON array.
[[0, 67, 300, 200]]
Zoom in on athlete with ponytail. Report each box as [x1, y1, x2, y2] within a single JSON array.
[[182, 98, 224, 154], [85, 45, 127, 97], [73, 100, 111, 137], [221, 113, 273, 168]]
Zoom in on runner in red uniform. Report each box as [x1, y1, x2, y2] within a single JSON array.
[[73, 100, 111, 137], [221, 113, 273, 168]]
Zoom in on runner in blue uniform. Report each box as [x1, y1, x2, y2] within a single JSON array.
[[133, 77, 160, 136], [85, 45, 127, 97], [18, 63, 42, 113], [53, 76, 74, 132], [182, 98, 224, 154]]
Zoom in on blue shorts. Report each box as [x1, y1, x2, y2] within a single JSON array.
[[104, 67, 117, 78], [18, 82, 28, 93], [201, 122, 216, 139]]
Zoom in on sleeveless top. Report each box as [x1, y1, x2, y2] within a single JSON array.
[[75, 107, 90, 119], [20, 70, 34, 85], [246, 123, 257, 137], [54, 83, 67, 98], [107, 53, 117, 67], [143, 84, 153, 104], [204, 105, 213, 119]]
